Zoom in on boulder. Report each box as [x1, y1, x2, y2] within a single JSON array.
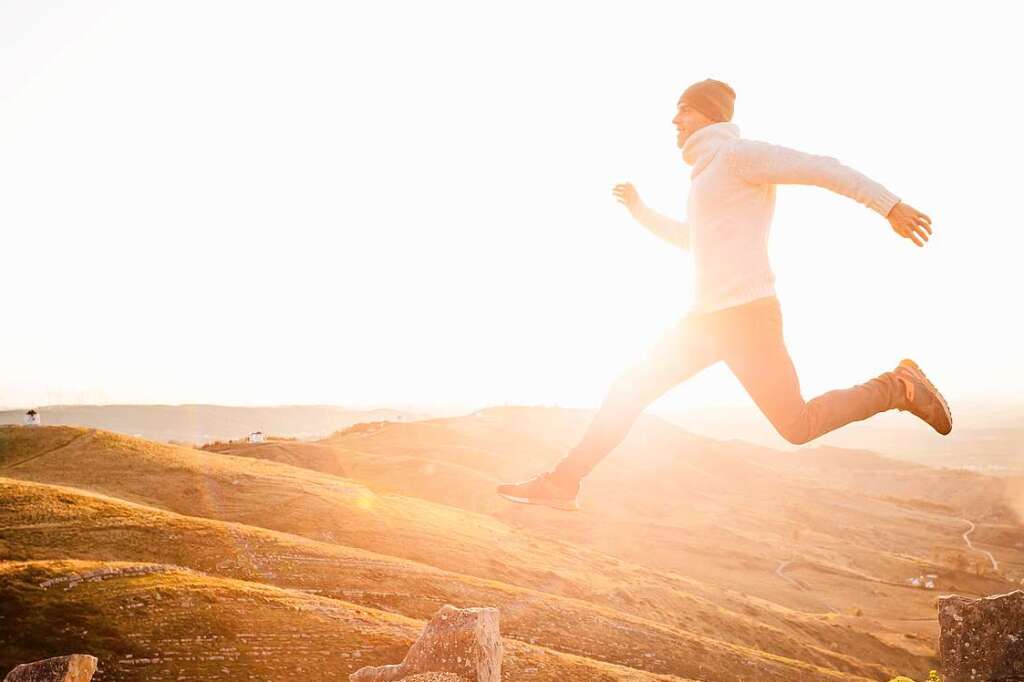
[[3, 655, 98, 682], [350, 605, 501, 682], [938, 590, 1024, 681]]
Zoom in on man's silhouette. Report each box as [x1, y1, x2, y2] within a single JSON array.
[[497, 78, 951, 511]]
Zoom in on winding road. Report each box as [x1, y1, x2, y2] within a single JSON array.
[[774, 560, 840, 613], [774, 560, 800, 588], [2, 431, 89, 470], [771, 514, 1001, 619], [961, 518, 999, 571]]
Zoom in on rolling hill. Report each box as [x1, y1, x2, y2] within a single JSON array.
[[1, 477, 904, 680], [210, 407, 1024, 609], [2, 560, 699, 682], [4, 410, 1019, 680]]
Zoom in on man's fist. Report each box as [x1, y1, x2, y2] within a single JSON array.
[[612, 182, 641, 213], [887, 201, 932, 247]]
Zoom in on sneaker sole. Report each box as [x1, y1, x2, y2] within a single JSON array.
[[899, 358, 953, 435], [497, 492, 580, 512]]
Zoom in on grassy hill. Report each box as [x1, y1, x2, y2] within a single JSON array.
[[5, 414, 1017, 679], [206, 407, 1024, 669], [210, 407, 1022, 609], [0, 426, 916, 679], [2, 560, 702, 682], [0, 476, 914, 680]]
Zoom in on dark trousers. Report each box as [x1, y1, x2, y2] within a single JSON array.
[[552, 296, 903, 482]]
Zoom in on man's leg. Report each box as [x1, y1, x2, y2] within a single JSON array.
[[548, 314, 720, 483], [718, 297, 904, 445]]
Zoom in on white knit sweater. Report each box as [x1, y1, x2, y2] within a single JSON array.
[[630, 122, 901, 314]]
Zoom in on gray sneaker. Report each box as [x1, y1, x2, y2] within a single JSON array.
[[893, 358, 952, 435], [496, 471, 582, 511]]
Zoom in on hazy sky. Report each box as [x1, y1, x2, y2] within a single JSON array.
[[2, 1, 1021, 413]]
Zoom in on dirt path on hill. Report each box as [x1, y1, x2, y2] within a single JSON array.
[[773, 559, 842, 614], [3, 431, 89, 470], [961, 518, 999, 570], [774, 560, 800, 588]]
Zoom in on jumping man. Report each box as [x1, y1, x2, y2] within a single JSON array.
[[497, 78, 951, 511]]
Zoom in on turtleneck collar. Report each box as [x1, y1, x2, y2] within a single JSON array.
[[682, 121, 741, 176]]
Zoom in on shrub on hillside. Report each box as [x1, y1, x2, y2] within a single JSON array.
[[887, 672, 941, 682]]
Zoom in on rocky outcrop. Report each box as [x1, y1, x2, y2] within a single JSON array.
[[37, 564, 186, 590], [938, 590, 1024, 681], [350, 605, 501, 682], [3, 655, 98, 682]]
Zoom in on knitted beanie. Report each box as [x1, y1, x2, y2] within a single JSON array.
[[679, 79, 736, 122]]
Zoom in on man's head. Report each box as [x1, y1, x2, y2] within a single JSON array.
[[673, 78, 736, 148]]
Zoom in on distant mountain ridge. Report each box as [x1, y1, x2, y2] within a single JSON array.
[[0, 404, 431, 444]]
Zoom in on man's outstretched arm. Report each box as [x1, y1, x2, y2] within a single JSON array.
[[725, 139, 933, 246], [612, 182, 690, 251]]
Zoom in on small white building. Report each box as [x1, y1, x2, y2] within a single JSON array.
[[24, 409, 41, 426], [906, 574, 937, 590], [247, 431, 265, 444]]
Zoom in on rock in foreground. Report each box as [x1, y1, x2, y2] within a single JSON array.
[[938, 590, 1024, 681], [3, 655, 98, 682], [350, 605, 501, 682]]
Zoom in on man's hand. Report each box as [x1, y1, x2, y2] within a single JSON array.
[[887, 201, 932, 247], [612, 182, 641, 213]]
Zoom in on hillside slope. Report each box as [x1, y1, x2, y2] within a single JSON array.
[[206, 406, 1024, 677], [1, 477, 914, 680], [1, 560, 701, 682], [214, 408, 1023, 615], [0, 426, 932, 679]]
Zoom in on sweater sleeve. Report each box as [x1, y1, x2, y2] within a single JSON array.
[[630, 201, 690, 251], [725, 139, 901, 218]]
